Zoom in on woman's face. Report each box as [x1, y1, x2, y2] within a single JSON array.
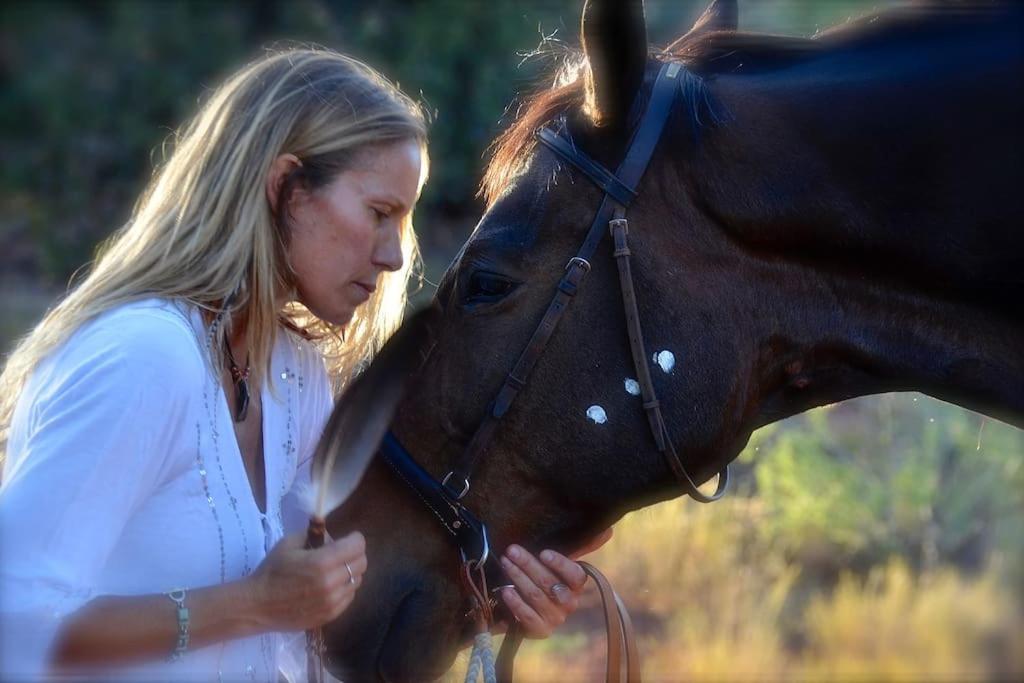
[[283, 139, 423, 326]]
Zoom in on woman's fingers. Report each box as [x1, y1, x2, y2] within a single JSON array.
[[500, 545, 573, 630], [538, 549, 587, 592], [316, 530, 366, 580], [499, 586, 551, 639], [502, 548, 560, 609], [323, 550, 366, 583], [505, 546, 563, 593], [253, 529, 370, 630], [319, 540, 367, 613], [303, 530, 364, 566], [325, 530, 366, 563]]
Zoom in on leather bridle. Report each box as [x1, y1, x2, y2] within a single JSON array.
[[378, 60, 729, 680]]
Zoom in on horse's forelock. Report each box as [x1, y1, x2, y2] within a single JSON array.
[[479, 62, 587, 208]]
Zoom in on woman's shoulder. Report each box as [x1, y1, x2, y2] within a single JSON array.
[[17, 298, 209, 452], [47, 297, 207, 385]]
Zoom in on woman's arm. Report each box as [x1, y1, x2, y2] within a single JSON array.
[[52, 530, 366, 670], [53, 579, 258, 668]]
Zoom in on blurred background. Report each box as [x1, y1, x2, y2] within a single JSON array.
[[2, 1, 1021, 680]]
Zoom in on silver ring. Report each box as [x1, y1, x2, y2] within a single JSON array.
[[549, 583, 570, 599], [345, 562, 355, 585]]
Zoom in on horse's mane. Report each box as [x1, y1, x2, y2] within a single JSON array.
[[479, 1, 1011, 207], [479, 66, 585, 207], [477, 30, 814, 206]]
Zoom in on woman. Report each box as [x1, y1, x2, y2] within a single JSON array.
[[0, 49, 607, 681]]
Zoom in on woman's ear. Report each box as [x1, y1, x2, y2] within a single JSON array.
[[265, 153, 304, 217]]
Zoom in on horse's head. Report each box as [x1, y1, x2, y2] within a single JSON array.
[[324, 0, 1024, 678], [323, 2, 754, 679]]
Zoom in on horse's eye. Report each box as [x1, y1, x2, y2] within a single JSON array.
[[465, 271, 516, 305]]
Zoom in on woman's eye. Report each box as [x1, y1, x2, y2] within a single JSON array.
[[371, 206, 389, 221], [465, 271, 516, 305]]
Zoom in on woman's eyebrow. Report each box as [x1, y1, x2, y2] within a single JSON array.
[[371, 192, 409, 213]]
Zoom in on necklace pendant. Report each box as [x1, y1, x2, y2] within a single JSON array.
[[235, 379, 250, 422]]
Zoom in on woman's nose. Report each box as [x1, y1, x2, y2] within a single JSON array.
[[373, 224, 404, 273]]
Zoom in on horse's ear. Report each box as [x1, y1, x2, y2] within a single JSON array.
[[668, 0, 738, 51], [690, 0, 739, 35], [581, 0, 648, 128]]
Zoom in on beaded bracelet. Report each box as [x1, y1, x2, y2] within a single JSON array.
[[166, 588, 190, 661]]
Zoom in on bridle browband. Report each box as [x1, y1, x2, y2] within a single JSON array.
[[381, 61, 729, 577]]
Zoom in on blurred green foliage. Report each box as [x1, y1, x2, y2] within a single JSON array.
[[0, 0, 571, 284], [751, 398, 1024, 580]]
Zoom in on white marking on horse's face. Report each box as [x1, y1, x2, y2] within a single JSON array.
[[624, 378, 640, 395], [652, 350, 676, 373], [586, 405, 608, 424]]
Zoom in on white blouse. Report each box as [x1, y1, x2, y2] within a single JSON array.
[[0, 298, 334, 681]]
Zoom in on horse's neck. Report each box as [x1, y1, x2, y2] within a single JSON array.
[[684, 11, 1024, 429], [742, 254, 1024, 430], [693, 9, 1023, 314]]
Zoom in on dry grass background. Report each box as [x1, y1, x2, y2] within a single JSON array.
[[445, 501, 1023, 683]]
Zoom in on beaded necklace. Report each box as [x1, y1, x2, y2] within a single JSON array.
[[224, 343, 250, 422]]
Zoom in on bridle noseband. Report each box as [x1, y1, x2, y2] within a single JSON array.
[[381, 60, 729, 572]]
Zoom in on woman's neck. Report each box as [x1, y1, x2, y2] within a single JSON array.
[[201, 285, 298, 364], [200, 303, 251, 363], [226, 308, 250, 365]]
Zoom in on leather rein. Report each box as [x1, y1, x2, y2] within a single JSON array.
[[377, 60, 729, 682]]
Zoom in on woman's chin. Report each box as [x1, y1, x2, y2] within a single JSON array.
[[328, 308, 357, 327], [304, 302, 356, 327]]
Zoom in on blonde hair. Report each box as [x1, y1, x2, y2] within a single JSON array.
[[0, 47, 428, 461]]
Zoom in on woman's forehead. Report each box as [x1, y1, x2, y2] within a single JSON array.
[[350, 141, 423, 201]]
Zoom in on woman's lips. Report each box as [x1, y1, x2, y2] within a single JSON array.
[[352, 281, 375, 301]]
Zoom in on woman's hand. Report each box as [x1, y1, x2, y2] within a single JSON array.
[[51, 530, 368, 669], [245, 530, 367, 632], [498, 528, 613, 638]]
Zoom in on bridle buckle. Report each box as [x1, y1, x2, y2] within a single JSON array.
[[441, 470, 471, 500], [565, 256, 591, 273]]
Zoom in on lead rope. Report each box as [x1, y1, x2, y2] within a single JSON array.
[[461, 558, 498, 683], [305, 518, 327, 683], [464, 631, 497, 683]]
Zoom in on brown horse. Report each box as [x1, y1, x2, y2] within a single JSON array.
[[324, 1, 1024, 679]]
